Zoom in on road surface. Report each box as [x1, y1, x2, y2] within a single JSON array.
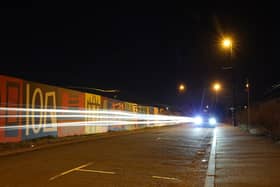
[[0, 124, 214, 187]]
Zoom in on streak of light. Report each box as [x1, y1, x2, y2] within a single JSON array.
[[0, 120, 190, 131]]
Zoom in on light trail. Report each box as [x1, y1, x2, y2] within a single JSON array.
[[0, 107, 192, 120], [0, 120, 187, 131], [0, 115, 140, 120], [0, 114, 191, 121], [0, 107, 194, 131], [0, 107, 145, 116], [0, 107, 191, 120]]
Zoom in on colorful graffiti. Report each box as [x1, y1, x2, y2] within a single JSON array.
[[0, 75, 161, 143], [0, 76, 23, 142], [58, 89, 85, 137], [23, 82, 58, 140]]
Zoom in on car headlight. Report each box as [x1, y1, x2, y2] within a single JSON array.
[[194, 116, 203, 125], [208, 117, 217, 125]]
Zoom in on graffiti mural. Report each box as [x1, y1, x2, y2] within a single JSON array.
[[0, 76, 23, 142], [0, 75, 160, 143], [58, 89, 85, 137], [22, 82, 58, 140], [85, 93, 104, 134]]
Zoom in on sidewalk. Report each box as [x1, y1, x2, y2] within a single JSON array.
[[215, 125, 280, 187]]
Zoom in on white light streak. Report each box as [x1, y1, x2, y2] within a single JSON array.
[[0, 107, 193, 131]]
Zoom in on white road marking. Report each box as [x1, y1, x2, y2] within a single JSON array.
[[49, 162, 93, 181], [152, 175, 180, 181], [204, 128, 216, 187], [77, 168, 116, 175]]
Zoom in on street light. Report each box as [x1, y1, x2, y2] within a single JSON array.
[[213, 83, 221, 92], [212, 82, 221, 111], [222, 38, 232, 48], [222, 38, 232, 51], [221, 36, 237, 126], [178, 83, 186, 93], [245, 78, 250, 131]]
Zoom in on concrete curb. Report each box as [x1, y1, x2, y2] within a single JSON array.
[[204, 129, 216, 187]]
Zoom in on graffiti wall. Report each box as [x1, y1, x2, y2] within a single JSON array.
[[85, 93, 107, 134], [22, 82, 58, 140], [57, 88, 85, 137], [124, 102, 136, 130], [0, 75, 160, 143], [0, 76, 23, 142]]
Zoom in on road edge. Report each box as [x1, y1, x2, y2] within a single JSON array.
[[204, 129, 216, 187], [0, 124, 185, 157]]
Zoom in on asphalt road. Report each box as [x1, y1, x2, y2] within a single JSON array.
[[0, 124, 214, 187]]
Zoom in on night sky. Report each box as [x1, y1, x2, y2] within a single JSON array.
[[1, 2, 279, 114]]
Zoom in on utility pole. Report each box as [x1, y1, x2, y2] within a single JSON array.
[[200, 87, 206, 113], [246, 78, 250, 131], [230, 42, 237, 127]]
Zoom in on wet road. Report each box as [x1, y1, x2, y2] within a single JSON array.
[[0, 124, 214, 187]]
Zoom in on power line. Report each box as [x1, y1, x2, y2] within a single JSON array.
[[68, 86, 120, 93]]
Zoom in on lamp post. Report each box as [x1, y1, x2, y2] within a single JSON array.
[[200, 87, 206, 113], [221, 37, 237, 126], [246, 78, 250, 131], [213, 82, 221, 111]]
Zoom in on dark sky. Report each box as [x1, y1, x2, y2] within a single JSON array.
[[0, 2, 279, 112]]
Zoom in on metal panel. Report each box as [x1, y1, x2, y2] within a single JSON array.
[[57, 88, 85, 137], [154, 107, 159, 115], [123, 102, 136, 130], [22, 82, 58, 140], [102, 97, 115, 132], [85, 93, 103, 134], [110, 100, 125, 131], [136, 105, 149, 128], [0, 76, 23, 142]]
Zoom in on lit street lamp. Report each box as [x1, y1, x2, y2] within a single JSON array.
[[178, 83, 186, 93], [222, 38, 232, 48], [246, 78, 250, 131], [213, 82, 221, 92], [221, 36, 237, 126], [222, 38, 233, 54], [212, 82, 221, 110]]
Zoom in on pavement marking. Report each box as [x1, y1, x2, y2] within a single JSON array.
[[49, 162, 93, 181], [204, 128, 216, 187], [152, 175, 180, 181], [77, 168, 116, 175]]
